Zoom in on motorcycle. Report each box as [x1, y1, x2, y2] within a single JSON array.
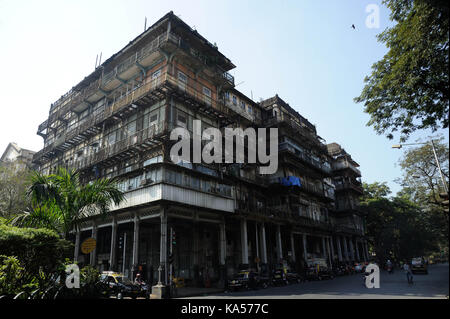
[[387, 264, 393, 274]]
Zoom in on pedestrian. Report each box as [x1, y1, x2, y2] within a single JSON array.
[[403, 261, 413, 284]]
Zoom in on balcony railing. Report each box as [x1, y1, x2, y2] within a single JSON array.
[[333, 161, 361, 176], [279, 142, 331, 174], [335, 181, 363, 193], [72, 123, 166, 171]]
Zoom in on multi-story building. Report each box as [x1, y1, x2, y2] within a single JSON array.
[[32, 12, 369, 288], [1, 142, 36, 171]]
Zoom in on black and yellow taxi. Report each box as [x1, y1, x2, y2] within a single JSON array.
[[100, 271, 141, 299]]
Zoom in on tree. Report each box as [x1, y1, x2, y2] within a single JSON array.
[[0, 163, 32, 218], [361, 182, 440, 263], [354, 0, 449, 142], [396, 136, 449, 245], [10, 168, 124, 238], [397, 136, 449, 205], [0, 219, 73, 295]]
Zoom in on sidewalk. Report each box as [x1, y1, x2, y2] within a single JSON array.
[[173, 287, 224, 298]]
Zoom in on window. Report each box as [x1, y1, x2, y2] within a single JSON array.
[[203, 86, 211, 97], [232, 95, 237, 106], [224, 92, 230, 100], [248, 105, 253, 114], [240, 101, 245, 110], [178, 71, 187, 83], [177, 111, 187, 128]]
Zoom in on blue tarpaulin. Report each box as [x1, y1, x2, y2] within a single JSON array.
[[280, 176, 302, 187]]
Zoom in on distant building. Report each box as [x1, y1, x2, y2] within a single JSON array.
[[32, 12, 369, 287], [0, 142, 36, 171]]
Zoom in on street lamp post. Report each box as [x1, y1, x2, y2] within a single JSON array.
[[392, 140, 448, 193]]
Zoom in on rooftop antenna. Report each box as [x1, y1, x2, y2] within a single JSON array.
[[98, 52, 102, 67], [144, 17, 147, 31], [251, 90, 253, 100]]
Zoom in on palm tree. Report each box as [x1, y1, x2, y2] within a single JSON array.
[[11, 168, 124, 238]]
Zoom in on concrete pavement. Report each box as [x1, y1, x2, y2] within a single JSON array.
[[182, 263, 449, 299]]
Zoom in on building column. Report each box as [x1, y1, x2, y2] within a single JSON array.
[[74, 229, 80, 262], [193, 214, 200, 286], [90, 224, 97, 266], [355, 239, 360, 262], [322, 237, 327, 260], [109, 217, 117, 270], [364, 240, 370, 261], [302, 234, 308, 262], [336, 236, 343, 262], [240, 218, 249, 266], [290, 232, 296, 263], [160, 209, 168, 285], [348, 237, 355, 261], [260, 223, 268, 264], [132, 214, 140, 274], [330, 236, 336, 262], [276, 225, 283, 263], [219, 221, 227, 288], [326, 237, 332, 267], [342, 236, 349, 261]]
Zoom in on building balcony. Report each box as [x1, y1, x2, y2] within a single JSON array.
[[279, 142, 331, 175], [332, 161, 361, 176], [334, 181, 364, 194], [72, 123, 166, 172]]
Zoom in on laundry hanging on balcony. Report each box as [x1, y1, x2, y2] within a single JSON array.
[[280, 176, 302, 187]]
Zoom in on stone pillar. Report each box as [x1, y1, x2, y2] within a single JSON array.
[[74, 229, 80, 262], [109, 217, 117, 270], [364, 240, 370, 261], [326, 237, 332, 267], [192, 215, 200, 286], [355, 239, 360, 262], [160, 209, 168, 285], [330, 236, 336, 261], [219, 221, 227, 287], [260, 223, 268, 264], [240, 218, 249, 266], [336, 236, 343, 262], [132, 214, 140, 275], [348, 237, 355, 261], [290, 232, 296, 263], [90, 224, 97, 266], [322, 237, 327, 260], [276, 225, 283, 263], [342, 236, 349, 261], [302, 234, 308, 262]]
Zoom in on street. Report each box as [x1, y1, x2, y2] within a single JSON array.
[[185, 263, 449, 299]]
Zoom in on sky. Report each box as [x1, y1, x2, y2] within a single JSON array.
[[0, 0, 448, 195]]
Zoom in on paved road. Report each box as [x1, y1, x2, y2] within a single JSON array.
[[186, 263, 449, 299]]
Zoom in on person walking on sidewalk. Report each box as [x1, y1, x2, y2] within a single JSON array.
[[403, 262, 413, 284]]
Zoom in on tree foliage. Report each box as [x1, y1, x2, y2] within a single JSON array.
[[10, 168, 125, 238], [355, 0, 449, 142], [361, 182, 440, 263], [0, 163, 32, 218]]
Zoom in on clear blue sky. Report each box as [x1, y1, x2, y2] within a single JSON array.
[[0, 0, 447, 194]]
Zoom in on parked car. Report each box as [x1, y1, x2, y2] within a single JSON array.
[[271, 269, 288, 286], [411, 257, 428, 274], [286, 271, 304, 283], [227, 271, 266, 291], [100, 272, 142, 299]]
